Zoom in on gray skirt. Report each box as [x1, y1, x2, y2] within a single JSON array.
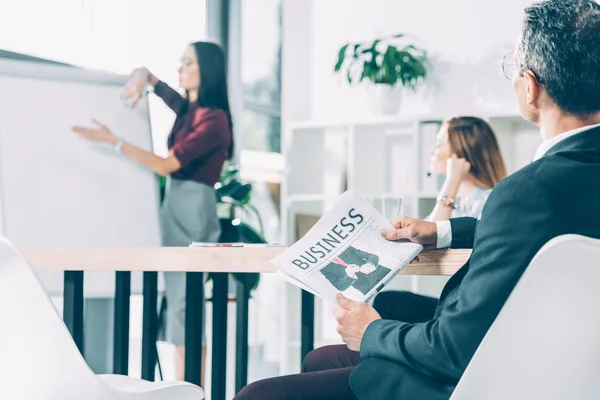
[[160, 178, 221, 346]]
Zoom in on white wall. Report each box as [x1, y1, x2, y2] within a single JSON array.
[[282, 0, 315, 124], [284, 0, 537, 122]]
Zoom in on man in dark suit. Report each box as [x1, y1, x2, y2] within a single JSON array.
[[342, 1, 600, 399], [321, 246, 391, 295], [234, 1, 600, 399]]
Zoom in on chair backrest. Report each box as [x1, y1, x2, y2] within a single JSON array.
[[450, 234, 600, 400], [0, 237, 110, 399]]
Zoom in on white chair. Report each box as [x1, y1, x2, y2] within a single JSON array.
[[450, 234, 600, 400], [0, 237, 204, 400]]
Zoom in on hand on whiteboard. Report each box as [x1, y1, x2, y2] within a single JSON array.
[[72, 120, 118, 145], [121, 67, 149, 108]]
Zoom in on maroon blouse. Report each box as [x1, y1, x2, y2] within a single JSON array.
[[154, 81, 231, 186]]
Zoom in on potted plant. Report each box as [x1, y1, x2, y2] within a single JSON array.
[[214, 163, 266, 290], [334, 33, 429, 115]]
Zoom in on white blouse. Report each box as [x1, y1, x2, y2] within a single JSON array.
[[426, 186, 492, 221]]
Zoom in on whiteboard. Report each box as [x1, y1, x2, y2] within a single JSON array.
[[0, 58, 161, 296]]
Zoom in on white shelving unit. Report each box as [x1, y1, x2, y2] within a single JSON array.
[[278, 114, 540, 374], [282, 118, 441, 245], [282, 114, 540, 243]]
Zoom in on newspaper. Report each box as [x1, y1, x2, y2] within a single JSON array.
[[273, 190, 423, 303]]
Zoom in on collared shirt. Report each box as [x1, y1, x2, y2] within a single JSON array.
[[532, 123, 600, 161], [435, 123, 600, 249]]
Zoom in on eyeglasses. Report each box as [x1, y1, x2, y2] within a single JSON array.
[[178, 57, 197, 68], [502, 51, 544, 84], [502, 52, 518, 80]]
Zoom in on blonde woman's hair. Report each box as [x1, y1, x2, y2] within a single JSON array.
[[445, 116, 508, 189]]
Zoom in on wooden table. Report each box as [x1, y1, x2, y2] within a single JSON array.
[[24, 247, 471, 399]]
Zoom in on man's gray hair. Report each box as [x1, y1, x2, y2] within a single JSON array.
[[519, 0, 600, 116]]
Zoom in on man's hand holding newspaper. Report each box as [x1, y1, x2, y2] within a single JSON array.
[[333, 293, 382, 351], [381, 216, 439, 250], [272, 190, 426, 304]]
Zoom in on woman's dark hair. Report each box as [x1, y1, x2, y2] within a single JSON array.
[[191, 41, 234, 159]]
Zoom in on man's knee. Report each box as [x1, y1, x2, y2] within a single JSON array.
[[301, 346, 330, 372], [301, 345, 351, 372], [234, 379, 277, 400]]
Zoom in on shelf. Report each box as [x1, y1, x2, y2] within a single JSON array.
[[286, 113, 532, 132], [287, 113, 530, 131], [415, 192, 439, 198], [487, 115, 538, 132], [287, 124, 350, 133], [381, 128, 414, 136], [287, 121, 350, 130], [284, 194, 343, 203], [284, 193, 439, 205], [287, 115, 442, 131]]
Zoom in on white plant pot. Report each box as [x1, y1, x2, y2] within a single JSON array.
[[366, 84, 403, 115]]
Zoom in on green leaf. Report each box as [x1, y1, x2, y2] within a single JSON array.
[[334, 33, 429, 88], [360, 64, 371, 82], [370, 39, 381, 52], [334, 43, 349, 72], [382, 46, 398, 85], [401, 44, 416, 50], [360, 47, 373, 55]]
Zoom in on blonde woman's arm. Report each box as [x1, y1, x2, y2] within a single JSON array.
[[428, 158, 471, 221]]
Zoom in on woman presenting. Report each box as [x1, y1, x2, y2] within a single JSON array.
[[73, 41, 233, 382]]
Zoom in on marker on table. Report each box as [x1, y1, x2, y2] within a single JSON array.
[[190, 242, 244, 247], [189, 242, 284, 248]]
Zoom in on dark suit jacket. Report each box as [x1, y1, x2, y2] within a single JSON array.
[[321, 246, 389, 294], [351, 125, 600, 400]]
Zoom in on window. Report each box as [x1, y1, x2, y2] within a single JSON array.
[[0, 0, 207, 156], [237, 0, 286, 385], [240, 0, 282, 154]]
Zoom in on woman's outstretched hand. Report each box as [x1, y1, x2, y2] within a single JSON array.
[[72, 119, 118, 145]]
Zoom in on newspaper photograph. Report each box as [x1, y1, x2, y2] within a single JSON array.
[[273, 190, 423, 303]]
